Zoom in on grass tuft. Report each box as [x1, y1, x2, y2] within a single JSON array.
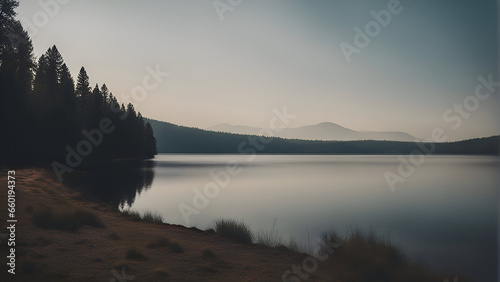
[[33, 208, 104, 231], [256, 219, 283, 248], [108, 232, 121, 240], [170, 242, 184, 253], [214, 218, 253, 245], [121, 209, 142, 221], [202, 249, 217, 259], [125, 247, 147, 260], [121, 209, 163, 224], [147, 237, 171, 249], [73, 209, 105, 227], [141, 211, 164, 224]]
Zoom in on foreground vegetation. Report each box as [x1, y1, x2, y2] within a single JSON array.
[[213, 218, 253, 245], [212, 219, 465, 281]]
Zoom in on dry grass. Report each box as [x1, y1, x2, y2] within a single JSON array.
[[121, 209, 164, 224], [214, 218, 253, 244], [33, 208, 104, 231]]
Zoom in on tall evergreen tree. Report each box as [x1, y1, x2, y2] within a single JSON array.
[[90, 83, 104, 128], [45, 45, 64, 101], [31, 46, 75, 159], [33, 54, 49, 105], [10, 21, 35, 156], [75, 66, 91, 130], [0, 2, 35, 160], [100, 83, 109, 110], [11, 21, 35, 94], [60, 63, 79, 145], [75, 67, 90, 98]]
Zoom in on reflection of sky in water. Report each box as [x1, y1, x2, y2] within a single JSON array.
[[124, 155, 499, 281]]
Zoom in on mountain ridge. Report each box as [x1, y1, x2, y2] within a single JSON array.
[[146, 118, 499, 155], [207, 122, 417, 142]]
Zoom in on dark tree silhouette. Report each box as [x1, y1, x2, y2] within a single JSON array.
[[144, 122, 158, 157], [0, 0, 157, 164], [75, 66, 91, 130], [0, 2, 36, 160], [90, 83, 103, 128]]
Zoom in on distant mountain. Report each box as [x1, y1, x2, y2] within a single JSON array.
[[146, 118, 500, 155], [207, 122, 417, 142]]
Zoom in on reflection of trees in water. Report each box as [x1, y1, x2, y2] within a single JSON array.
[[66, 160, 155, 209]]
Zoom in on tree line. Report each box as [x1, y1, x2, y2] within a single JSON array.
[[0, 0, 157, 164], [147, 118, 499, 155]]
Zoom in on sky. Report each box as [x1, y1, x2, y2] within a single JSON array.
[[15, 0, 499, 141]]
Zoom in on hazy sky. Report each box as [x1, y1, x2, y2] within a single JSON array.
[[16, 0, 499, 141]]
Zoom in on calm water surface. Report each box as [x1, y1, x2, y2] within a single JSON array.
[[118, 154, 499, 281]]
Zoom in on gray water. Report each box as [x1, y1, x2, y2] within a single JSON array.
[[123, 154, 499, 281]]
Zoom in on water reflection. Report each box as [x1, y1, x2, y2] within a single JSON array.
[[121, 155, 498, 281], [66, 159, 156, 209]]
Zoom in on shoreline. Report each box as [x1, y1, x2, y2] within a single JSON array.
[[0, 167, 332, 281], [0, 167, 463, 281]]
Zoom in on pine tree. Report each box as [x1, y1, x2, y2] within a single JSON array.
[[33, 54, 49, 99], [75, 66, 91, 130], [90, 83, 104, 128], [0, 3, 36, 160], [60, 63, 79, 145], [100, 83, 109, 110], [11, 21, 35, 94], [45, 45, 64, 101]]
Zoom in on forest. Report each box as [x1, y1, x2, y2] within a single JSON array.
[[0, 0, 157, 164]]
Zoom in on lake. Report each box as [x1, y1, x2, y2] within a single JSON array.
[[114, 154, 499, 281]]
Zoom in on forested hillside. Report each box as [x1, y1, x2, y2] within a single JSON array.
[[147, 119, 500, 155]]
